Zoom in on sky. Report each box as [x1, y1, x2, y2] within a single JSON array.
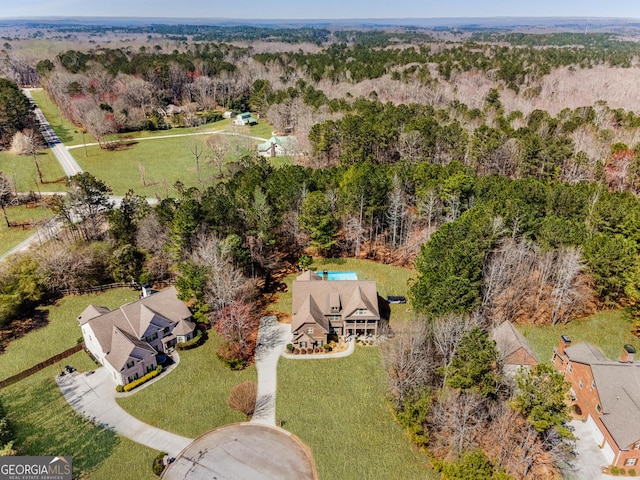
[[2, 0, 640, 20]]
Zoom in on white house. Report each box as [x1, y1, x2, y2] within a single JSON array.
[[233, 112, 258, 126], [257, 136, 303, 157], [78, 286, 195, 385]]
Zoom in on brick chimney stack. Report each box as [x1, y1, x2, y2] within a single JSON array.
[[620, 344, 636, 363], [558, 335, 572, 356]]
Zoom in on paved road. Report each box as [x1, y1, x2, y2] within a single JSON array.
[[23, 89, 83, 177], [57, 367, 192, 456]]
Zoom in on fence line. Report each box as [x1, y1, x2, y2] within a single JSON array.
[[0, 343, 85, 389], [57, 280, 174, 296]]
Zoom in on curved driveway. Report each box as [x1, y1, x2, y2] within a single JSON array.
[[57, 368, 192, 456]]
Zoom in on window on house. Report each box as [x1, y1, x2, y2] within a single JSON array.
[[568, 365, 573, 373], [126, 360, 134, 369], [596, 404, 602, 413], [306, 328, 314, 334], [592, 380, 596, 388], [355, 309, 367, 315], [625, 458, 637, 466], [634, 444, 640, 451], [579, 380, 583, 389], [329, 315, 341, 321], [300, 341, 307, 348]]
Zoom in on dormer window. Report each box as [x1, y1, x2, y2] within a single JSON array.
[[126, 360, 135, 369], [355, 309, 367, 315]]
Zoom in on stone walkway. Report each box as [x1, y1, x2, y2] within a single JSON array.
[[57, 367, 192, 456]]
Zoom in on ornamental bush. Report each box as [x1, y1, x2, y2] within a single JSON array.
[[121, 369, 160, 392]]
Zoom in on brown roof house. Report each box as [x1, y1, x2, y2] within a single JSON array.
[[78, 286, 195, 386], [553, 336, 640, 468], [491, 321, 537, 376], [291, 271, 381, 348]]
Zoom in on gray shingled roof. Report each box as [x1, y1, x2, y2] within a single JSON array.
[[105, 326, 156, 372], [77, 304, 111, 325], [491, 321, 537, 365], [566, 342, 640, 449], [84, 286, 192, 361]]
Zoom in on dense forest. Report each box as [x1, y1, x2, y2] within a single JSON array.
[[3, 25, 640, 478]]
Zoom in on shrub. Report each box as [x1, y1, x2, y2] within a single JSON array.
[[228, 381, 258, 417], [76, 336, 84, 344], [116, 385, 124, 393], [323, 344, 332, 352], [619, 468, 625, 475], [176, 330, 207, 350], [155, 365, 163, 373], [152, 462, 164, 476], [610, 466, 619, 475], [306, 347, 313, 354], [293, 348, 300, 354], [122, 369, 160, 392], [629, 468, 636, 476], [286, 343, 294, 352]]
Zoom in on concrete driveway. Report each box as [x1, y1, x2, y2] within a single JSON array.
[[57, 367, 192, 456], [561, 419, 640, 480]]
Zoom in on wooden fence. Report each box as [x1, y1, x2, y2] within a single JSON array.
[[57, 280, 174, 296], [0, 343, 85, 389]]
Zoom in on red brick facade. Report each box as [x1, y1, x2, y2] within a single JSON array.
[[553, 337, 640, 468]]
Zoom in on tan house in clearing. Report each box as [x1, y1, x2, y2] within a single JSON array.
[[553, 336, 640, 469], [291, 271, 381, 348], [78, 286, 195, 386]]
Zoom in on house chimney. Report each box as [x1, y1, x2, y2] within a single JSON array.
[[620, 344, 636, 363], [558, 335, 572, 355]]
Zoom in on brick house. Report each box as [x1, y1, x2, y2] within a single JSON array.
[[491, 320, 537, 376], [78, 286, 195, 386], [291, 271, 381, 348], [553, 336, 640, 468]]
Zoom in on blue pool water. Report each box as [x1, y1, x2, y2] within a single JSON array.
[[326, 271, 358, 281]]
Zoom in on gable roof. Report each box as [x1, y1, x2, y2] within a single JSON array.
[[78, 304, 111, 325], [491, 321, 537, 365], [84, 286, 192, 358], [173, 318, 196, 336], [292, 295, 329, 333], [105, 326, 156, 371], [292, 276, 380, 333], [565, 341, 640, 449]]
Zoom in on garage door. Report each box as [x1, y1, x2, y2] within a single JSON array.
[[603, 441, 616, 464], [586, 414, 605, 445]]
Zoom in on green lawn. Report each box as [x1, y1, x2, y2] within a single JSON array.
[[517, 309, 640, 363], [29, 89, 92, 147], [277, 347, 435, 480], [0, 149, 67, 192], [117, 332, 257, 438], [0, 352, 156, 480], [0, 288, 138, 381], [268, 258, 416, 323], [0, 204, 53, 256]]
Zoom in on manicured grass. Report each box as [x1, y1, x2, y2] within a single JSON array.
[[0, 204, 53, 256], [244, 121, 273, 140], [117, 332, 257, 438], [517, 309, 640, 363], [277, 347, 435, 480], [268, 258, 416, 323], [29, 89, 93, 146], [0, 288, 139, 381], [0, 353, 158, 479], [0, 149, 67, 192]]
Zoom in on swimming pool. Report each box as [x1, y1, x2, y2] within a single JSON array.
[[325, 271, 358, 281]]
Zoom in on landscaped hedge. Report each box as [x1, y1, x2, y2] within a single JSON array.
[[176, 330, 207, 351], [120, 367, 162, 392]]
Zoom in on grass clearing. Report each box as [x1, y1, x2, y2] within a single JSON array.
[[0, 204, 53, 256], [117, 331, 257, 438], [268, 258, 416, 323], [277, 347, 435, 480], [0, 149, 67, 192], [1, 353, 156, 479], [517, 309, 640, 363], [0, 288, 139, 380]]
